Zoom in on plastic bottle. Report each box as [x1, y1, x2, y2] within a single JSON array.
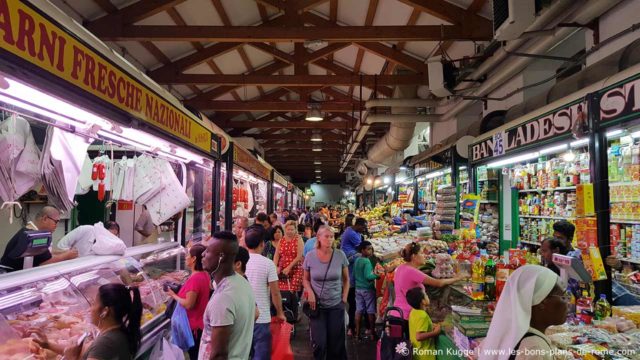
[[595, 294, 612, 320], [484, 257, 496, 301], [576, 291, 593, 324], [471, 256, 485, 300]]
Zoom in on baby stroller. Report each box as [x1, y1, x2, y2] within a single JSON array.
[[377, 307, 412, 360], [280, 276, 300, 337]]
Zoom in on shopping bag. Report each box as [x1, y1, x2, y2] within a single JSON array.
[[150, 338, 186, 360], [92, 222, 127, 255], [170, 303, 194, 351], [271, 318, 294, 360]]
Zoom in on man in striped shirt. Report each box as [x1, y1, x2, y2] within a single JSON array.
[[245, 225, 286, 360]]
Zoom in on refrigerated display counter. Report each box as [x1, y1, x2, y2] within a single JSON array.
[[0, 242, 186, 359]]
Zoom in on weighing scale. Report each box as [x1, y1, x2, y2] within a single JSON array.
[[17, 230, 52, 269]]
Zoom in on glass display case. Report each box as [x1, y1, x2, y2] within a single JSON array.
[[0, 242, 184, 359]]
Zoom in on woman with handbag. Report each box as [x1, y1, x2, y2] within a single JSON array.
[[274, 220, 305, 293], [302, 225, 350, 360], [165, 244, 210, 360]]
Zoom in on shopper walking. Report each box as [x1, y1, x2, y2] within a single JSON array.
[[200, 231, 256, 360], [354, 241, 380, 340], [394, 242, 461, 320], [165, 244, 210, 360], [274, 220, 304, 292], [303, 225, 349, 360], [245, 225, 287, 359], [479, 265, 568, 360], [263, 224, 283, 260], [304, 220, 324, 257], [32, 283, 143, 360], [341, 217, 367, 336]]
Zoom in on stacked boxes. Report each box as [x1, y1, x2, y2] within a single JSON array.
[[610, 224, 640, 260]]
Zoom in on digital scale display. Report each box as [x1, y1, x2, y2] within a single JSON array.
[[31, 237, 49, 247]]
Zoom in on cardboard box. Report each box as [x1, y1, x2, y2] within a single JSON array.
[[576, 184, 595, 217]]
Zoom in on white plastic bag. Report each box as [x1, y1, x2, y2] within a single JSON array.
[[91, 222, 126, 255], [149, 337, 185, 360]]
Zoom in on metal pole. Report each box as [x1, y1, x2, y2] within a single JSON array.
[[225, 143, 234, 231], [588, 92, 611, 299]]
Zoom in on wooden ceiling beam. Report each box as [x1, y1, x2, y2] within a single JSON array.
[[91, 25, 491, 42], [146, 15, 287, 79], [354, 42, 428, 73], [85, 0, 188, 29], [397, 0, 490, 28], [264, 144, 344, 150], [255, 0, 285, 10], [350, 0, 379, 98], [193, 101, 357, 112], [252, 133, 345, 140], [183, 61, 290, 104], [293, 0, 330, 12], [152, 73, 428, 86], [303, 43, 351, 64], [225, 121, 347, 129], [211, 89, 291, 124]]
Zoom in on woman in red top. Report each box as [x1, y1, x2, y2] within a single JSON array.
[[274, 220, 305, 292], [166, 244, 211, 360]]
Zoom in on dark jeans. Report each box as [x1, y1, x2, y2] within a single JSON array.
[[188, 328, 203, 360], [251, 322, 272, 360], [310, 303, 347, 360], [347, 287, 356, 332]]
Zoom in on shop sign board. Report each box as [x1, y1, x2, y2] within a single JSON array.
[[233, 146, 271, 180], [0, 0, 219, 155], [273, 171, 287, 187], [598, 73, 640, 126], [470, 99, 587, 162]]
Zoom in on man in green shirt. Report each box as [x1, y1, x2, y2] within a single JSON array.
[[354, 241, 380, 340]]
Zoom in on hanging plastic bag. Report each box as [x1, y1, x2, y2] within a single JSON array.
[[91, 222, 127, 255], [271, 318, 294, 360], [170, 303, 194, 351], [149, 337, 185, 360]]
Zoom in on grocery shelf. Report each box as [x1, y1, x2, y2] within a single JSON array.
[[520, 215, 575, 220], [610, 181, 640, 187], [619, 257, 640, 265], [518, 186, 576, 193], [520, 240, 541, 247], [611, 219, 640, 225]]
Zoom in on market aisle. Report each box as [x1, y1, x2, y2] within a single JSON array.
[[290, 315, 378, 359]]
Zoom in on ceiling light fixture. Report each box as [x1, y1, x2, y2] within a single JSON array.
[[315, 169, 322, 173], [312, 145, 322, 152], [310, 133, 323, 142], [314, 161, 322, 165], [305, 103, 323, 122]]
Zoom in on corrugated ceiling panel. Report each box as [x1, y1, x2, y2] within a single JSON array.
[[175, 0, 223, 25], [221, 0, 262, 26], [243, 45, 274, 69], [338, 0, 368, 26], [333, 46, 359, 70], [213, 52, 249, 74], [374, 0, 413, 26], [359, 52, 387, 75]]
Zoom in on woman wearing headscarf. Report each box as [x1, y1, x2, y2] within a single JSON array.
[[479, 265, 568, 360]]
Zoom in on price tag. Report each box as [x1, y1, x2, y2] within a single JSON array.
[[493, 131, 505, 156]]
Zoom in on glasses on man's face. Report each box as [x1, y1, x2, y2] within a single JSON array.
[[47, 216, 60, 225]]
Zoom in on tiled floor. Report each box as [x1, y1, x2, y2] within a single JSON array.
[[290, 315, 378, 359]]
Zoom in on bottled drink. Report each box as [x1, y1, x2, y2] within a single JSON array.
[[484, 257, 496, 301], [495, 260, 509, 301], [471, 256, 485, 300], [576, 291, 593, 324], [595, 294, 612, 320]]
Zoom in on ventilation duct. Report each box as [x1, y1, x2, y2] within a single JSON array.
[[365, 85, 418, 168]]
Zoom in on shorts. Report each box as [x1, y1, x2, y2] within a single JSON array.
[[355, 289, 377, 315]]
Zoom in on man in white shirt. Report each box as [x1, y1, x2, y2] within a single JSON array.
[[200, 231, 256, 360], [245, 225, 286, 360], [56, 221, 121, 257]]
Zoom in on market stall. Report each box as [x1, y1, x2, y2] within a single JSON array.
[[0, 0, 227, 356], [0, 0, 224, 254], [273, 171, 287, 214], [220, 143, 270, 228], [0, 242, 185, 359], [469, 97, 593, 254], [287, 182, 294, 211], [410, 136, 473, 236]]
